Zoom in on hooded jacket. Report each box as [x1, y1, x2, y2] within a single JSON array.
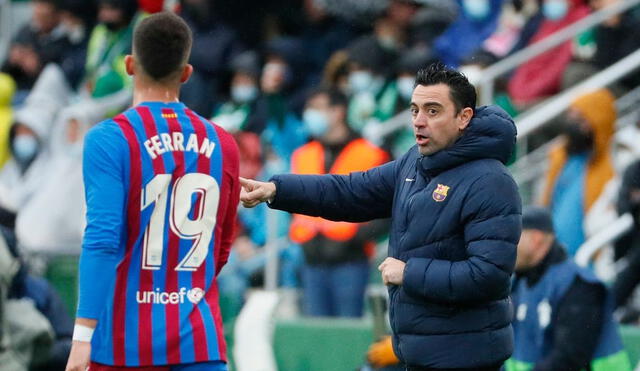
[[541, 89, 616, 212], [269, 105, 521, 368]]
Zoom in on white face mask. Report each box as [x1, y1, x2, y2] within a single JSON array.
[[397, 77, 415, 101], [543, 0, 569, 21], [64, 24, 86, 44], [303, 108, 330, 138], [349, 71, 374, 94], [12, 134, 38, 163], [231, 84, 258, 103], [463, 0, 491, 21]]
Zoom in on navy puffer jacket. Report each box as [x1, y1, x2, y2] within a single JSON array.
[[269, 105, 522, 368]]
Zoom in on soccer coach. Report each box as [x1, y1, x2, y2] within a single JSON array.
[[240, 63, 521, 370]]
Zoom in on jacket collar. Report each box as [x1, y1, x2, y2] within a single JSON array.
[[417, 105, 517, 178]]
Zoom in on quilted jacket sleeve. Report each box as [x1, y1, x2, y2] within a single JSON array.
[[268, 160, 397, 223]]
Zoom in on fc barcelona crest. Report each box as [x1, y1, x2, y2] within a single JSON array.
[[432, 184, 450, 202]]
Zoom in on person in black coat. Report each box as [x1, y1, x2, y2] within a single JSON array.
[[239, 63, 521, 370]]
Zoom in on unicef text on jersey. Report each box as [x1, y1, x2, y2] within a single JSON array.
[[135, 287, 205, 305]]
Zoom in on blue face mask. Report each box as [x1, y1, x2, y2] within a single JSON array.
[[303, 109, 330, 138], [543, 0, 569, 21], [231, 84, 258, 103], [12, 134, 38, 163], [463, 0, 490, 21]]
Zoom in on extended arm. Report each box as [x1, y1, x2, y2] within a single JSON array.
[[268, 160, 397, 222]]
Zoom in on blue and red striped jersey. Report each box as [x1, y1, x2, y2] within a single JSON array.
[[77, 101, 240, 367]]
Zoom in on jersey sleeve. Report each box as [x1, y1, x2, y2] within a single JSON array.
[[76, 121, 129, 319], [215, 129, 240, 275]]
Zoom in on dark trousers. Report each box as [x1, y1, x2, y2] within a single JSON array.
[[301, 260, 369, 317], [405, 364, 502, 371]]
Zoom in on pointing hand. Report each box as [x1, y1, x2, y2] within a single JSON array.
[[239, 177, 277, 208]]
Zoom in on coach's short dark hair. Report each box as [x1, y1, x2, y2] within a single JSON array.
[[133, 12, 192, 82], [415, 62, 476, 114]]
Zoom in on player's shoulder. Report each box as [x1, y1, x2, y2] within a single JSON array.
[[195, 114, 238, 153], [84, 116, 128, 149]]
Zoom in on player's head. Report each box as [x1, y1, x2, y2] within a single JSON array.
[[125, 12, 193, 86], [411, 62, 476, 155]]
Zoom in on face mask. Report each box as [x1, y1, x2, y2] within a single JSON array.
[[463, 0, 490, 21], [378, 35, 398, 51], [349, 71, 374, 94], [64, 24, 85, 44], [563, 121, 593, 154], [68, 141, 83, 158], [543, 0, 569, 21], [370, 75, 385, 94], [13, 134, 39, 162], [231, 84, 258, 103], [397, 77, 415, 101], [303, 109, 330, 138]]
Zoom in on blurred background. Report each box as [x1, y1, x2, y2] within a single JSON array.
[[1, 0, 640, 370]]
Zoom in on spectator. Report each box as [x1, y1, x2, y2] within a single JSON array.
[[179, 0, 242, 115], [540, 89, 616, 256], [322, 50, 351, 95], [612, 160, 640, 315], [282, 0, 359, 85], [212, 51, 261, 134], [14, 90, 130, 255], [0, 108, 56, 229], [345, 36, 398, 132], [83, 0, 140, 98], [508, 0, 590, 106], [0, 73, 15, 170], [253, 37, 309, 168], [373, 0, 422, 53], [433, 0, 504, 68], [1, 0, 67, 93], [211, 51, 263, 179], [56, 0, 97, 89], [508, 207, 631, 371], [292, 87, 389, 317], [589, 0, 640, 90], [482, 0, 541, 59], [1, 226, 73, 371]]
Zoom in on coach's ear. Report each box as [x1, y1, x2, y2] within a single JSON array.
[[125, 55, 135, 76], [180, 64, 193, 84]]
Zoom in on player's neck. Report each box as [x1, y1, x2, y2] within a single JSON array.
[[133, 80, 181, 106]]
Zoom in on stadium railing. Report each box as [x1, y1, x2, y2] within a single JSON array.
[[477, 0, 640, 106], [0, 0, 10, 61]]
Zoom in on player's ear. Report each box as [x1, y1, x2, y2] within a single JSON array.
[[125, 55, 135, 76], [180, 64, 193, 84]]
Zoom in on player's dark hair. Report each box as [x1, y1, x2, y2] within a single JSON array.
[[415, 62, 476, 114], [307, 86, 348, 108], [132, 12, 192, 82]]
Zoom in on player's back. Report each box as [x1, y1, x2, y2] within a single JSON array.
[[86, 101, 239, 367]]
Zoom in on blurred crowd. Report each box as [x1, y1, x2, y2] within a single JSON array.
[[1, 0, 640, 369]]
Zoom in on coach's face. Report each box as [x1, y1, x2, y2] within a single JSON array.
[[411, 84, 473, 156]]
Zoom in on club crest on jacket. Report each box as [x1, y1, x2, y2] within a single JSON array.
[[432, 184, 450, 202]]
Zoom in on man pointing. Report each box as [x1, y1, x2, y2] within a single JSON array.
[[240, 63, 521, 370]]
